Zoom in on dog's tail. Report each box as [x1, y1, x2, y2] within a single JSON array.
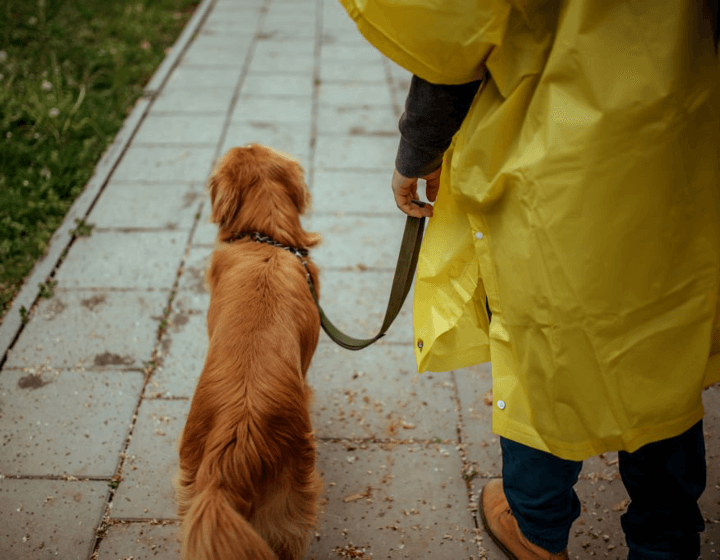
[[180, 484, 275, 560]]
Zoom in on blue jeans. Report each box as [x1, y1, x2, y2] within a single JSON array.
[[501, 421, 706, 559]]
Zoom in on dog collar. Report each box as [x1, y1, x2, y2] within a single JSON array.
[[225, 231, 309, 259]]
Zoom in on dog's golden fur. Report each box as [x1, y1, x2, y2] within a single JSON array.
[[175, 145, 322, 560]]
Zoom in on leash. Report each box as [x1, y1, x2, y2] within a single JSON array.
[[230, 201, 426, 351]]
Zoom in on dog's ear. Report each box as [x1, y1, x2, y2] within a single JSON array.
[[268, 159, 310, 214], [208, 148, 259, 229]]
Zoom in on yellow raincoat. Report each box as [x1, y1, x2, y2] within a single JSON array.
[[339, 0, 720, 460]]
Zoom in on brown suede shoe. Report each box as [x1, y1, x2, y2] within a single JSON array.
[[479, 479, 570, 560]]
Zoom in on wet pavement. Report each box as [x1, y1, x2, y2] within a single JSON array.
[[1, 0, 718, 558]]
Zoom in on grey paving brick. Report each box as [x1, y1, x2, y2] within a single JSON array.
[[111, 145, 216, 183], [6, 290, 167, 369], [314, 135, 399, 170], [55, 231, 187, 290], [309, 440, 480, 559], [320, 60, 387, 82], [303, 213, 408, 270], [88, 182, 204, 230], [232, 96, 313, 125], [111, 399, 189, 520], [0, 369, 143, 477], [316, 103, 399, 135], [315, 270, 414, 345], [164, 66, 243, 90], [0, 478, 109, 560], [222, 121, 312, 166], [249, 49, 315, 73], [150, 294, 208, 400], [180, 36, 253, 68], [454, 363, 502, 479], [242, 72, 314, 96], [311, 169, 398, 214], [309, 342, 458, 441], [322, 43, 384, 63], [148, 85, 236, 114], [132, 113, 227, 145], [96, 523, 180, 560], [176, 247, 213, 295], [202, 11, 261, 34], [191, 200, 217, 246], [213, 0, 264, 11], [319, 82, 393, 106], [253, 39, 316, 58]]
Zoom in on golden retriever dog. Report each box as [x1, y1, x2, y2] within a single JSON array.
[[175, 144, 322, 560]]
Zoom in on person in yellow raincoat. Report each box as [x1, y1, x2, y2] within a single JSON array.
[[338, 0, 720, 558]]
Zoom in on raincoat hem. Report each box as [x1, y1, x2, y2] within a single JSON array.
[[494, 408, 706, 462]]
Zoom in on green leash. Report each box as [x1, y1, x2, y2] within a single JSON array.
[[233, 202, 427, 351], [309, 206, 426, 350]]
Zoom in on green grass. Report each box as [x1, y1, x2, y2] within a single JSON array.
[[0, 0, 200, 319]]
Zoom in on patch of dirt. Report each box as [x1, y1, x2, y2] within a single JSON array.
[[18, 373, 51, 390], [81, 294, 106, 311], [94, 352, 134, 366]]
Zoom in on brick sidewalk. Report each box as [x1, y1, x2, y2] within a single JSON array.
[[1, 0, 718, 558]]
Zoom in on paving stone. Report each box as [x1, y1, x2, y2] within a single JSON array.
[[96, 523, 180, 560], [149, 85, 236, 113], [253, 39, 316, 58], [315, 135, 399, 170], [232, 96, 313, 125], [263, 12, 317, 28], [111, 399, 189, 520], [309, 342, 457, 441], [163, 66, 243, 90], [303, 213, 408, 270], [213, 0, 264, 11], [322, 43, 385, 64], [454, 363, 502, 480], [319, 82, 393, 107], [249, 48, 315, 73], [55, 231, 187, 290], [191, 200, 217, 246], [0, 369, 143, 477], [320, 59, 387, 82], [202, 11, 261, 34], [176, 247, 213, 295], [180, 36, 253, 68], [132, 113, 227, 145], [150, 293, 208, 400], [6, 290, 167, 370], [111, 145, 216, 183], [309, 440, 480, 559], [316, 270, 414, 345], [311, 169, 399, 214], [0, 478, 109, 560], [316, 103, 399, 135], [88, 182, 204, 230], [242, 72, 314, 96], [222, 121, 312, 166]]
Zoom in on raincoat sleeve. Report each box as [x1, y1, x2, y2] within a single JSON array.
[[396, 76, 482, 177], [337, 0, 509, 84]]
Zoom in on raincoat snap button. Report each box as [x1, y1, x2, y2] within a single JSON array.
[[475, 231, 484, 240], [497, 400, 506, 410], [417, 339, 424, 350]]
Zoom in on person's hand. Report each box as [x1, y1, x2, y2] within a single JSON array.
[[391, 166, 441, 218]]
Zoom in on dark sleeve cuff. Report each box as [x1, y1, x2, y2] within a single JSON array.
[[395, 75, 482, 177]]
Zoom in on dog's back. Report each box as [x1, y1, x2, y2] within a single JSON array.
[[176, 242, 321, 560]]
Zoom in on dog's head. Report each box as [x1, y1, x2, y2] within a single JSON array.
[[208, 144, 319, 248]]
